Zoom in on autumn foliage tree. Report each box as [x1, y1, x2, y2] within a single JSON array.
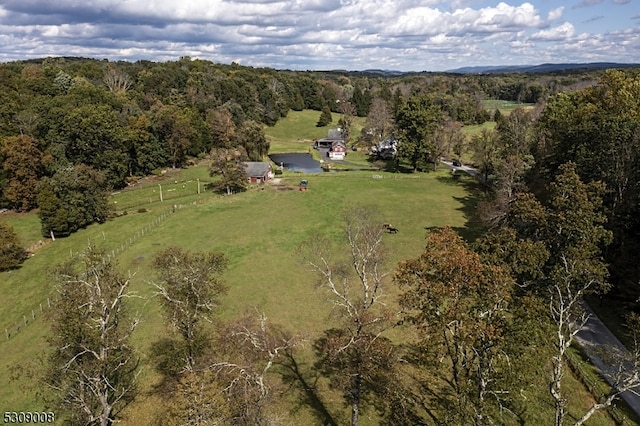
[[0, 134, 46, 211], [396, 227, 516, 425]]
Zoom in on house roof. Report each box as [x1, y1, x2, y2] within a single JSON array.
[[244, 162, 271, 177]]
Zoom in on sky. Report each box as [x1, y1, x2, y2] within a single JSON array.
[[0, 0, 637, 72]]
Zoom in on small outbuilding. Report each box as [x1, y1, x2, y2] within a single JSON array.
[[244, 162, 274, 183]]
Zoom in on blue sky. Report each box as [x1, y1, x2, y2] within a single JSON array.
[[0, 0, 637, 71]]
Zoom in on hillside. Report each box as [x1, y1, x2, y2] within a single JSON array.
[[447, 62, 640, 74]]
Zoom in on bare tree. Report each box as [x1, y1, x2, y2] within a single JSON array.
[[210, 311, 298, 425], [363, 98, 393, 147], [45, 245, 139, 426], [153, 246, 228, 371], [572, 313, 640, 426], [104, 68, 132, 93], [302, 205, 394, 426], [548, 255, 594, 426]]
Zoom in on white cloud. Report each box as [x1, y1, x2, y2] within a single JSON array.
[[531, 22, 576, 41], [572, 0, 603, 9], [0, 0, 637, 71], [548, 7, 564, 21]]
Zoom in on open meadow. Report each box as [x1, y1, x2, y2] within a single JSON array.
[[0, 108, 627, 425]]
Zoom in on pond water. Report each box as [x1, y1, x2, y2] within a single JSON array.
[[269, 153, 323, 173]]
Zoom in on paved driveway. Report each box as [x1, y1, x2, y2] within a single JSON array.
[[440, 159, 481, 179], [575, 302, 640, 416]]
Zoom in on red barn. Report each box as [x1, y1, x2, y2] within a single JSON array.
[[244, 162, 274, 183]]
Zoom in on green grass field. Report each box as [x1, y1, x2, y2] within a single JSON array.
[[0, 108, 627, 425], [267, 110, 366, 152]]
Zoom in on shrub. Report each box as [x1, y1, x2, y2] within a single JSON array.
[[0, 222, 28, 271]]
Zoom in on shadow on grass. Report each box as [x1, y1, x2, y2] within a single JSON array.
[[277, 348, 338, 426], [364, 156, 417, 173], [432, 174, 486, 242]]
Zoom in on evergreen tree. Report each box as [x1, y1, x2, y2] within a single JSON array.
[[0, 222, 28, 271], [316, 105, 333, 127]]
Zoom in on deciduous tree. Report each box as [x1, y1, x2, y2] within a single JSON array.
[[36, 165, 110, 239], [211, 312, 297, 424], [235, 120, 270, 161], [1, 134, 45, 211], [209, 147, 249, 195], [45, 245, 139, 426], [302, 205, 396, 426], [362, 98, 393, 147], [395, 95, 443, 170], [206, 107, 236, 149], [396, 227, 516, 425], [153, 246, 228, 372], [503, 162, 612, 425], [471, 128, 500, 184]]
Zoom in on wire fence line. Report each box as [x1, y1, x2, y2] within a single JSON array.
[[565, 348, 634, 424], [2, 207, 178, 343], [111, 179, 215, 211]]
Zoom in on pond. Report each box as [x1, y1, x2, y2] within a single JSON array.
[[269, 153, 323, 173]]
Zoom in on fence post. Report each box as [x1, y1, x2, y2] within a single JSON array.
[[32, 310, 35, 320], [5, 329, 8, 340], [23, 315, 27, 326]]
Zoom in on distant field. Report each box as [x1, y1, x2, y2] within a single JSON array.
[[483, 99, 535, 113]]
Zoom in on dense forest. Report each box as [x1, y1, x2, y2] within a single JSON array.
[[1, 56, 640, 424]]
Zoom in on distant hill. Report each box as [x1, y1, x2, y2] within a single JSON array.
[[447, 62, 640, 74]]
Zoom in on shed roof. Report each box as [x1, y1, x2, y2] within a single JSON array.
[[244, 161, 271, 177], [244, 162, 272, 177]]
